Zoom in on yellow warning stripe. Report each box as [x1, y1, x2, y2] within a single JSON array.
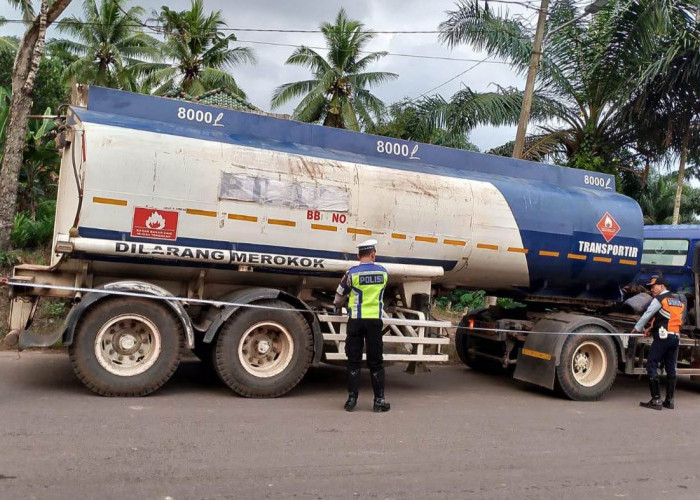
[[522, 348, 552, 361], [93, 196, 127, 206], [415, 236, 438, 243], [95, 204, 629, 265], [444, 239, 467, 246], [268, 218, 296, 227], [311, 224, 337, 232], [186, 208, 217, 217], [227, 214, 258, 222], [477, 243, 499, 251], [348, 227, 372, 235]]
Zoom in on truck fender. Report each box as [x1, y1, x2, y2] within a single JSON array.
[[202, 288, 324, 367], [513, 313, 616, 390], [61, 281, 195, 349]]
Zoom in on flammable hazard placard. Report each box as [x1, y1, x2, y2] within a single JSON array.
[[596, 212, 620, 243], [131, 207, 179, 240]]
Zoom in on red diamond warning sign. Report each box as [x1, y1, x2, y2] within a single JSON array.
[[131, 207, 179, 240], [596, 212, 620, 243]]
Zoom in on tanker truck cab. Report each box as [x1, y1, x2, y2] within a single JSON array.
[[637, 224, 700, 297]]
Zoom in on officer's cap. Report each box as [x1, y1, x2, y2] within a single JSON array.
[[357, 239, 378, 252], [645, 275, 667, 287]]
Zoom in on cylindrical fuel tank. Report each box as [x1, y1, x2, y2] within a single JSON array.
[[59, 87, 642, 302]]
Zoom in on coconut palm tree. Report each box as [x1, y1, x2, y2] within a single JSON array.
[[638, 171, 700, 224], [0, 20, 19, 55], [271, 8, 397, 131], [1, 0, 33, 54], [143, 0, 255, 97], [629, 2, 700, 223], [5, 0, 34, 21], [50, 0, 160, 90], [437, 0, 676, 180]]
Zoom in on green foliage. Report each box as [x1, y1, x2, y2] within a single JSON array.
[[144, 0, 256, 97], [11, 200, 56, 249], [16, 109, 61, 219], [0, 50, 69, 114], [41, 300, 67, 319], [0, 250, 21, 268], [637, 171, 700, 224], [436, 289, 486, 312], [436, 289, 524, 312], [51, 0, 161, 91], [271, 8, 397, 131], [370, 99, 479, 150], [437, 0, 700, 196]]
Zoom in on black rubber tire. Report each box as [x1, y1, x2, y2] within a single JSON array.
[[68, 297, 184, 397], [214, 300, 313, 398], [455, 316, 509, 374], [555, 328, 617, 401]]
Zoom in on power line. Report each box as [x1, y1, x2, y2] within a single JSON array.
[[411, 55, 494, 102], [0, 18, 441, 33], [236, 39, 512, 65], [0, 18, 529, 38]]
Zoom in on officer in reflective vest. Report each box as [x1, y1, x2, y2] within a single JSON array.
[[334, 239, 391, 412], [632, 275, 685, 410]]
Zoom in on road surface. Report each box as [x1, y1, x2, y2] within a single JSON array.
[[2, 351, 700, 499]]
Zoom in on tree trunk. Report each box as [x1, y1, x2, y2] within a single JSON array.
[[671, 128, 690, 225], [641, 158, 650, 190], [0, 0, 73, 252]]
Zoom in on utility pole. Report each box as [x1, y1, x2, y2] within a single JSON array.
[[511, 0, 608, 159], [512, 0, 549, 159]]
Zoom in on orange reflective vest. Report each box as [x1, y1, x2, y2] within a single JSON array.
[[650, 291, 685, 337]]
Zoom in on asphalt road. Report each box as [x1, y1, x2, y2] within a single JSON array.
[[2, 351, 700, 500]]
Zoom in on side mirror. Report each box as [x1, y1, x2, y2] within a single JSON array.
[[693, 242, 700, 273]]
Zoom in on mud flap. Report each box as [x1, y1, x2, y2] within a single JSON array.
[[513, 331, 566, 390], [19, 329, 64, 350]]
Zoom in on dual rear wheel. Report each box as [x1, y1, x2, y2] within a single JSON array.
[[69, 297, 313, 398]]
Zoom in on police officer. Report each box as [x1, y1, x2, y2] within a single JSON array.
[[334, 239, 391, 413], [632, 275, 685, 410]]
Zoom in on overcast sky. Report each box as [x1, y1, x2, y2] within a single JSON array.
[[0, 0, 534, 151]]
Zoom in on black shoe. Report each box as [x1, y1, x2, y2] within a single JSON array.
[[344, 393, 358, 412], [664, 375, 676, 409], [640, 398, 663, 410], [373, 397, 391, 412]]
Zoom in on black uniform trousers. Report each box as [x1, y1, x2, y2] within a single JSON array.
[[647, 334, 680, 378], [345, 318, 384, 372]]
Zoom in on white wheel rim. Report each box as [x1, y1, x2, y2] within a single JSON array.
[[237, 322, 294, 378], [570, 340, 607, 387], [94, 314, 162, 377]]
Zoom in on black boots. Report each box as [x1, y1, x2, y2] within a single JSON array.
[[640, 377, 663, 410], [663, 375, 676, 409], [344, 368, 360, 411], [344, 367, 390, 412], [371, 368, 391, 413]]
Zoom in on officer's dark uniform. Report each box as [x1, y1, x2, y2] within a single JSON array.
[[634, 276, 685, 410], [334, 240, 390, 412]]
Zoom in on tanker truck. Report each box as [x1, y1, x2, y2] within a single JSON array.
[[6, 86, 697, 400]]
